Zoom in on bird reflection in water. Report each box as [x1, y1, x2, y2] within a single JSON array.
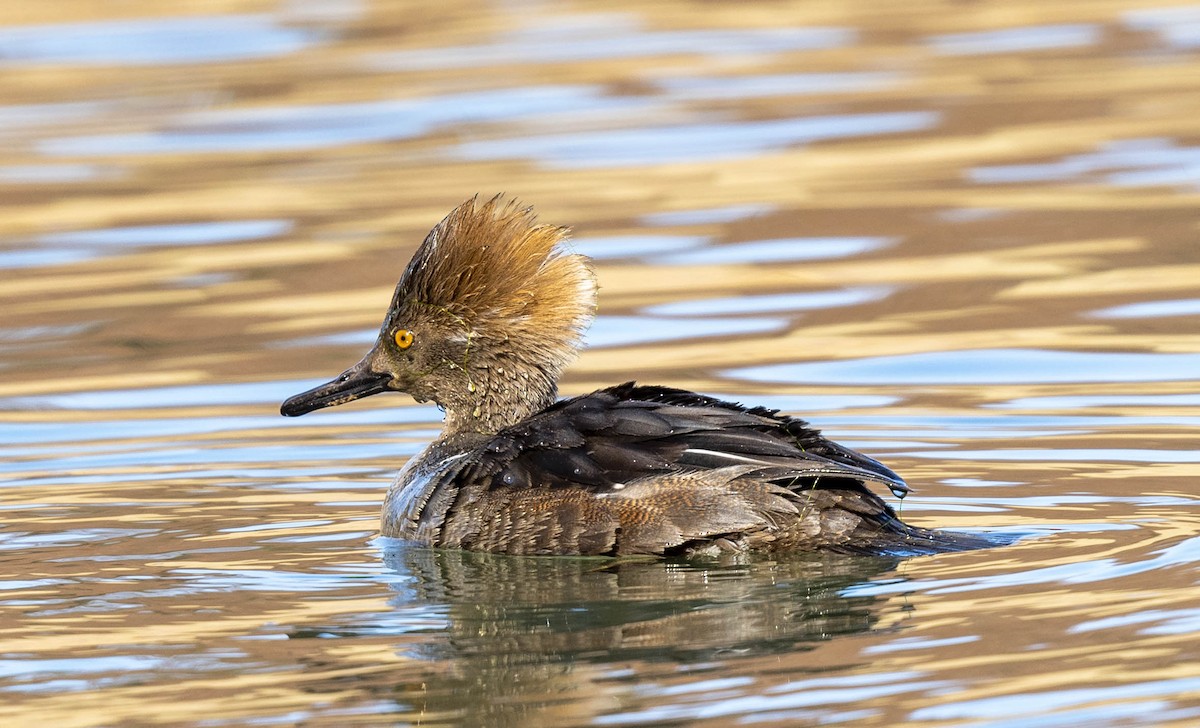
[[363, 543, 904, 726]]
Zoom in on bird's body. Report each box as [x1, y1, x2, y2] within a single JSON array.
[[282, 197, 992, 557]]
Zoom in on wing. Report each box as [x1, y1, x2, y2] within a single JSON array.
[[420, 383, 952, 555], [459, 382, 909, 499]]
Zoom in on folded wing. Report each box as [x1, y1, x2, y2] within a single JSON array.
[[413, 383, 999, 556]]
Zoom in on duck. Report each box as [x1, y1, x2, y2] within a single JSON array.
[[281, 196, 993, 557]]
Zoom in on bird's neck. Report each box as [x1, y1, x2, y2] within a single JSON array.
[[437, 356, 560, 435]]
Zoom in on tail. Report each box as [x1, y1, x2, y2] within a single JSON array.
[[845, 518, 1010, 557]]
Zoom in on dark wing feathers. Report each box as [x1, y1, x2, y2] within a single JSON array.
[[472, 382, 907, 498], [425, 383, 996, 555]]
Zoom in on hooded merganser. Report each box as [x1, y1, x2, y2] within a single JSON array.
[[281, 196, 992, 557]]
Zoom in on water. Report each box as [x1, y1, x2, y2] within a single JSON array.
[[2, 1, 1199, 725]]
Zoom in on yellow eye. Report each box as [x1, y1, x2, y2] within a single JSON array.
[[394, 329, 415, 349]]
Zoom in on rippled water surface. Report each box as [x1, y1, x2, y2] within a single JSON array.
[[3, 1, 1200, 725]]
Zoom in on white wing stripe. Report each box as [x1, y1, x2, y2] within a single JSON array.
[[683, 448, 772, 465]]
